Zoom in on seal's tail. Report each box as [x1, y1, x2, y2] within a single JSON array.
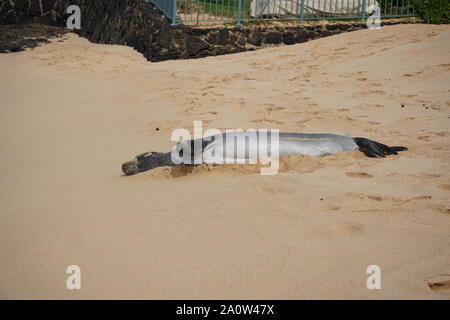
[[353, 137, 407, 158]]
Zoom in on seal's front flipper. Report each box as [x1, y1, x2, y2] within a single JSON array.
[[353, 137, 407, 158]]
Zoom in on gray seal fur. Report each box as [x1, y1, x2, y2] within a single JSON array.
[[122, 132, 407, 175]]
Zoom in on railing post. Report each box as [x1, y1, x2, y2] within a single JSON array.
[[361, 0, 367, 21], [236, 0, 242, 26], [171, 0, 177, 26], [299, 0, 305, 22]]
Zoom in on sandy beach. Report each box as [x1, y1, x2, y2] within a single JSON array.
[[0, 24, 449, 299]]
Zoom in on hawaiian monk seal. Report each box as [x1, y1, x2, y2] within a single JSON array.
[[122, 132, 407, 176]]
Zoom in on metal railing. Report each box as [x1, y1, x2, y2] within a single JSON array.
[[150, 0, 418, 26], [147, 0, 178, 25]]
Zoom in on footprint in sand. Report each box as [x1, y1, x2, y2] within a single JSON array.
[[316, 206, 341, 213], [346, 172, 374, 179], [251, 118, 284, 125], [265, 105, 286, 114], [418, 135, 431, 141], [430, 131, 448, 137], [436, 207, 450, 215], [362, 104, 385, 110], [329, 222, 364, 236], [403, 71, 423, 77], [436, 63, 450, 70], [366, 90, 385, 95], [252, 185, 275, 195], [427, 275, 450, 294]]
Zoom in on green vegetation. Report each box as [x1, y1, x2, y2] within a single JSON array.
[[413, 0, 449, 24]]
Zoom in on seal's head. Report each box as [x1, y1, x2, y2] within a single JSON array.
[[122, 151, 176, 175]]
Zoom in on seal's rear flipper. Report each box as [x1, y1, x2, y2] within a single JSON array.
[[353, 137, 407, 158]]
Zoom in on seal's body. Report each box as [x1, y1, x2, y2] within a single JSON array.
[[122, 132, 407, 175]]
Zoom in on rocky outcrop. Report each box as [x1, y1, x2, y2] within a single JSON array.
[[0, 0, 420, 61], [0, 0, 72, 25], [0, 23, 67, 53]]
